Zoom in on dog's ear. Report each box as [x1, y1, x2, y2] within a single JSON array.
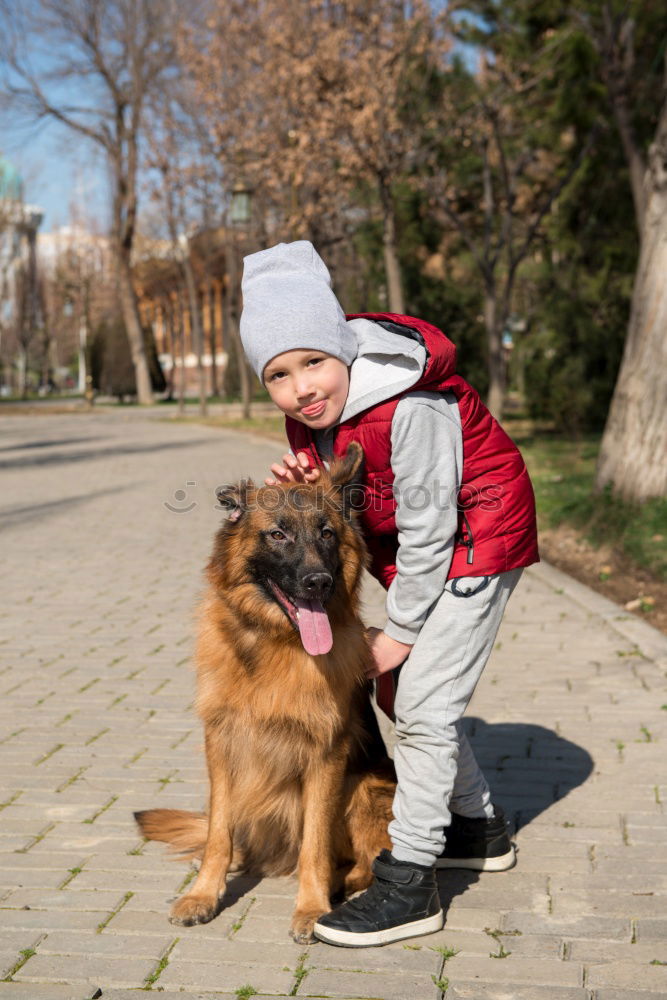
[[215, 478, 255, 522], [330, 442, 364, 488], [328, 443, 365, 521]]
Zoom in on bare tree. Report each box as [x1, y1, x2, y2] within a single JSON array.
[[182, 0, 441, 313], [0, 0, 180, 403], [143, 91, 212, 416], [145, 52, 260, 415]]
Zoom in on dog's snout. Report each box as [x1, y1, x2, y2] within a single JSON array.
[[301, 572, 333, 599]]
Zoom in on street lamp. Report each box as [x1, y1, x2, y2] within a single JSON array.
[[230, 181, 252, 228]]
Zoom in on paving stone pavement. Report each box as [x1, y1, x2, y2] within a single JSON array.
[[1, 409, 666, 1000]]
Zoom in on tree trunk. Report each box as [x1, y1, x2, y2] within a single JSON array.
[[176, 286, 186, 416], [598, 10, 647, 237], [182, 251, 207, 417], [484, 283, 506, 420], [162, 295, 175, 401], [225, 237, 253, 418], [595, 99, 667, 501], [220, 276, 231, 399], [379, 180, 405, 314], [206, 276, 219, 398], [116, 248, 153, 405], [233, 321, 253, 419], [18, 347, 28, 399]]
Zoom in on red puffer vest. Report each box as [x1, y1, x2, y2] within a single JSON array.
[[285, 312, 539, 588]]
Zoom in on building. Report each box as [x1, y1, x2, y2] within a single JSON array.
[[38, 225, 115, 392], [0, 155, 44, 394], [133, 226, 249, 398]]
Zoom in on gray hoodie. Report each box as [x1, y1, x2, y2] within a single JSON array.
[[313, 317, 462, 645]]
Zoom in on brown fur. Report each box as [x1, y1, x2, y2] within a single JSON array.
[[135, 443, 395, 942]]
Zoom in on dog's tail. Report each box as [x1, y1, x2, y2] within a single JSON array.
[[134, 809, 208, 861]]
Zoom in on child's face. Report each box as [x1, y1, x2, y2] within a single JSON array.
[[263, 350, 350, 429]]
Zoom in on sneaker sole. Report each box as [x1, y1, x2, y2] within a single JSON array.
[[313, 909, 444, 948], [435, 846, 516, 872]]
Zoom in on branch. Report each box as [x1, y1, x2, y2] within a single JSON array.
[[510, 124, 599, 273], [479, 135, 494, 268], [428, 182, 491, 282], [77, 5, 125, 111], [6, 74, 110, 151], [481, 99, 512, 271]]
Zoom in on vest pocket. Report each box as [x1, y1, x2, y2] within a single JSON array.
[[448, 575, 490, 598]]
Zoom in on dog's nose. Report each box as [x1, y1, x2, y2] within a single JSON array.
[[301, 572, 333, 599]]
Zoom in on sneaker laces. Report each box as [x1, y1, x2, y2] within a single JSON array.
[[345, 874, 396, 915]]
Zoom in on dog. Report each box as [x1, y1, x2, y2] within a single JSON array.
[[135, 442, 395, 943]]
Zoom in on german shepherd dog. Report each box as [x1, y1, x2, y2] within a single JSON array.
[[135, 443, 395, 943]]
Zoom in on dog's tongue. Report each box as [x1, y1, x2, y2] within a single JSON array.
[[295, 598, 333, 656]]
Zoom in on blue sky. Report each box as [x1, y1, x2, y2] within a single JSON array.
[[2, 118, 110, 234], [1, 14, 111, 235], [1, 4, 480, 237]]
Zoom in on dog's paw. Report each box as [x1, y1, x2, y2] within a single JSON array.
[[169, 893, 220, 926], [289, 909, 322, 944]]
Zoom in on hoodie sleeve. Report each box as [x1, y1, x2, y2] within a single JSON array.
[[383, 391, 463, 644]]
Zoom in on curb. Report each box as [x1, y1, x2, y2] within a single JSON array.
[[527, 559, 667, 667]]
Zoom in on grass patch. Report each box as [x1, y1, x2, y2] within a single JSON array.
[[143, 937, 179, 990], [235, 986, 259, 999], [289, 951, 309, 995], [58, 864, 85, 889], [56, 766, 89, 793], [16, 822, 55, 853], [2, 947, 37, 981], [432, 973, 449, 992], [96, 891, 134, 933], [430, 944, 459, 960], [228, 896, 256, 937], [175, 866, 197, 894], [83, 794, 118, 824], [0, 791, 22, 811], [517, 433, 667, 580], [33, 743, 64, 766]]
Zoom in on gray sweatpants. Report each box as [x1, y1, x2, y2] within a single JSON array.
[[388, 568, 523, 867]]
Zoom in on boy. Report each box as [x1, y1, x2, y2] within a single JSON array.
[[240, 240, 539, 947]]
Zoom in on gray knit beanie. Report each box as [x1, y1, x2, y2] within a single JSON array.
[[240, 241, 358, 380]]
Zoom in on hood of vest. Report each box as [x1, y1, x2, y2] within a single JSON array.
[[335, 316, 456, 425]]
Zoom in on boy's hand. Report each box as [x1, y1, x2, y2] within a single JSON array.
[[265, 451, 321, 486], [365, 626, 412, 679]]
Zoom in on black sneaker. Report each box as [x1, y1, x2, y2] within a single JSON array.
[[313, 849, 443, 947], [436, 804, 516, 872]]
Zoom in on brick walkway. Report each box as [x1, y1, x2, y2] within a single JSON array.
[[0, 410, 665, 1000]]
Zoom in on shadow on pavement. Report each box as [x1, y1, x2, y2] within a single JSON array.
[[462, 715, 595, 832], [0, 483, 144, 531], [0, 437, 215, 471], [0, 436, 101, 453]]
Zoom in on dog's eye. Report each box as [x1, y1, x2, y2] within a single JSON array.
[[270, 530, 286, 541], [321, 528, 334, 539]]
